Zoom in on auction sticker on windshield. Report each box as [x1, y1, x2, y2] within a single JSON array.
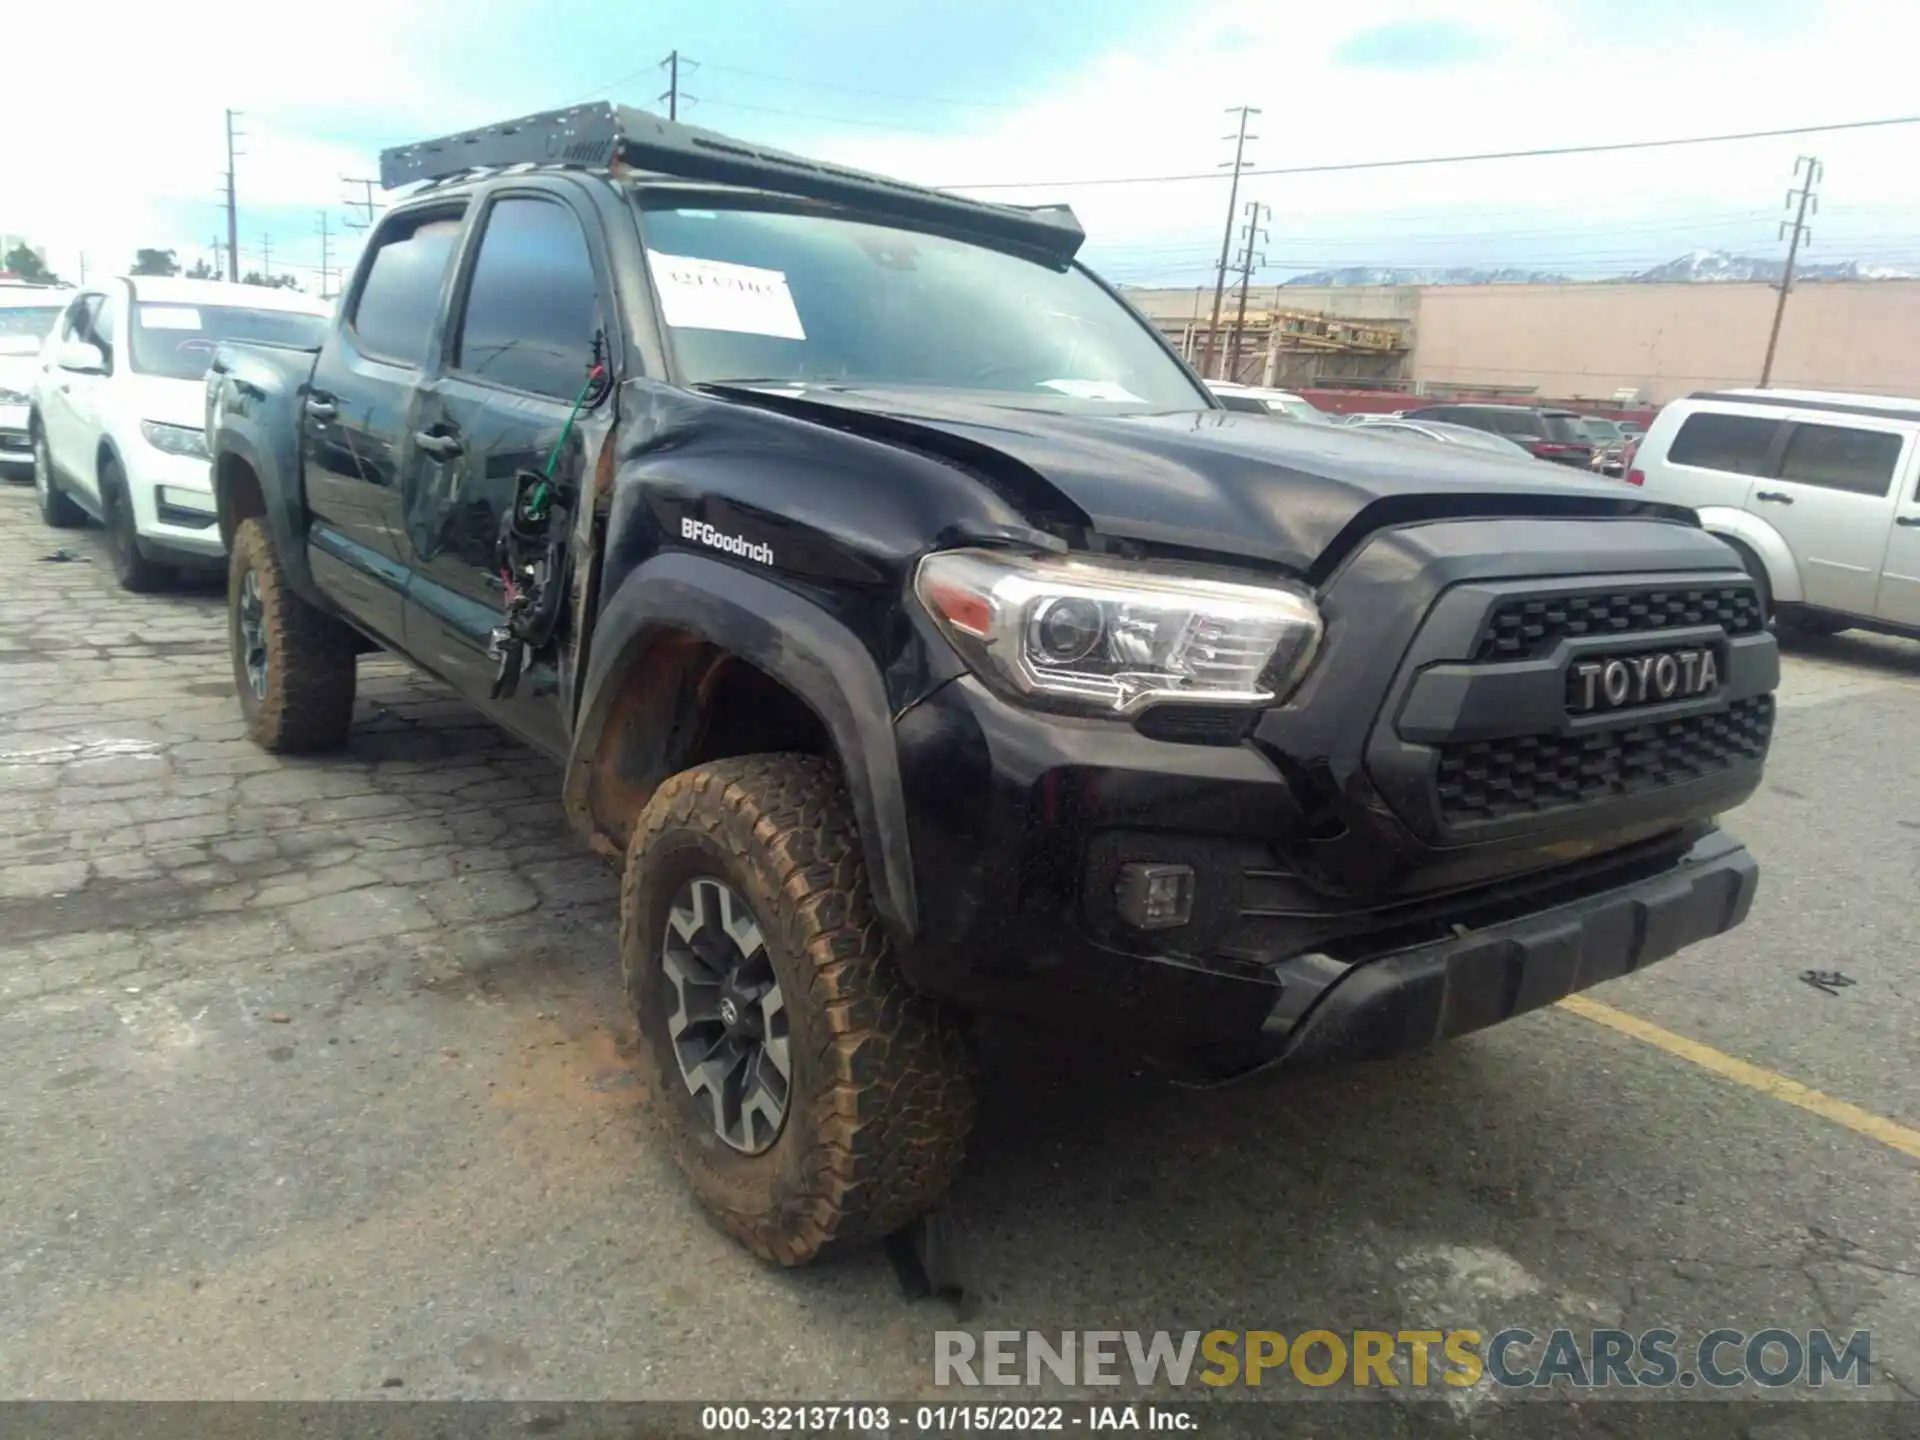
[[647, 253, 806, 340], [140, 307, 204, 331]]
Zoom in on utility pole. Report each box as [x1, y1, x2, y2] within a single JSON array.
[[1225, 200, 1270, 384], [224, 109, 243, 282], [78, 253, 88, 284], [260, 234, 273, 286], [659, 49, 698, 120], [208, 235, 225, 280], [1199, 105, 1259, 380], [316, 211, 333, 298], [1761, 154, 1821, 389], [341, 176, 382, 231]]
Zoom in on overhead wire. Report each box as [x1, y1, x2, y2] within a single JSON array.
[[936, 114, 1920, 190]]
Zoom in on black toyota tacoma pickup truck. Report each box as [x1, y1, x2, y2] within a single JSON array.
[[205, 104, 1776, 1266]]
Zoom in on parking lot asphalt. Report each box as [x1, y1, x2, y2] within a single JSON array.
[[1, 485, 1915, 1428]]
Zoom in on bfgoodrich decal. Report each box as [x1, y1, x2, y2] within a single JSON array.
[[681, 517, 774, 566]]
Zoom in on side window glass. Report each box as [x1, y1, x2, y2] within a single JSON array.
[[1777, 423, 1901, 498], [350, 210, 465, 367], [1666, 413, 1782, 476], [454, 197, 600, 399], [90, 296, 117, 372], [61, 296, 99, 343]]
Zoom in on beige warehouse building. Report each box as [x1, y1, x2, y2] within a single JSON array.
[[1122, 280, 1920, 405]]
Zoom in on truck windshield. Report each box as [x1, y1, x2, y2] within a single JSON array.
[[130, 303, 328, 382], [636, 201, 1209, 411]]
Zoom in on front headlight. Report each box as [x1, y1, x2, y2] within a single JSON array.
[[914, 548, 1322, 715], [140, 420, 210, 460]]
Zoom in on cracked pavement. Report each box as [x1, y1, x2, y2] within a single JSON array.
[[0, 487, 1916, 1430]]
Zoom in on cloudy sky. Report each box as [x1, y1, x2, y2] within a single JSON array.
[[7, 0, 1919, 293]]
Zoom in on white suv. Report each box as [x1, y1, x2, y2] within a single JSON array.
[[30, 277, 329, 591], [0, 282, 72, 480], [1628, 387, 1920, 639]]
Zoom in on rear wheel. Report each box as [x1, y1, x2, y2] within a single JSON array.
[[99, 456, 168, 592], [622, 753, 976, 1266], [228, 518, 359, 752], [32, 427, 85, 529]]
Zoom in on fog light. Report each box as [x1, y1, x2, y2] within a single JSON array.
[[1115, 862, 1194, 931]]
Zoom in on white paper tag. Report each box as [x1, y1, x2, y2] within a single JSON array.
[[141, 307, 204, 331], [647, 253, 805, 340], [1040, 378, 1144, 403]]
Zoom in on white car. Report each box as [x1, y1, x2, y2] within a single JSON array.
[[1205, 380, 1336, 425], [1628, 387, 1920, 638], [30, 277, 330, 590], [0, 282, 72, 480]]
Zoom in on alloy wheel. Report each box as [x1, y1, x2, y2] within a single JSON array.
[[659, 876, 791, 1154], [238, 568, 268, 699]]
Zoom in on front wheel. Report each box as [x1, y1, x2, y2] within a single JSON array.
[[99, 456, 169, 592], [622, 754, 976, 1266], [228, 518, 359, 752]]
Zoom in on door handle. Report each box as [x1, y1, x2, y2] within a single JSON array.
[[1897, 516, 1920, 528], [413, 431, 463, 459], [304, 398, 337, 420], [1754, 490, 1794, 504]]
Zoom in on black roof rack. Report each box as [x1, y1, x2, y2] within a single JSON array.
[[378, 103, 1085, 264]]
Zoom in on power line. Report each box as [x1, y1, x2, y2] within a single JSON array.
[[1226, 200, 1270, 381], [1761, 155, 1822, 388], [691, 59, 1013, 109], [223, 109, 243, 283], [1200, 106, 1258, 381], [937, 113, 1920, 191], [342, 177, 382, 232], [694, 96, 948, 135], [316, 211, 334, 299], [660, 50, 698, 122]]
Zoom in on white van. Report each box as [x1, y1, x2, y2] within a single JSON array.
[[1628, 388, 1920, 638]]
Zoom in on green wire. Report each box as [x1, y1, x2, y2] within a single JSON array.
[[529, 368, 604, 520]]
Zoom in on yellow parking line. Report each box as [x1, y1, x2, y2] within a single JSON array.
[[1558, 994, 1920, 1162]]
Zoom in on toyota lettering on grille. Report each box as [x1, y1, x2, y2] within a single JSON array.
[[1568, 648, 1719, 715]]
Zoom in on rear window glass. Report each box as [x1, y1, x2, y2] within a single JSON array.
[[1541, 414, 1589, 442], [1214, 392, 1267, 413], [1667, 412, 1782, 476], [351, 211, 464, 367], [1487, 411, 1540, 438], [1777, 422, 1902, 497]]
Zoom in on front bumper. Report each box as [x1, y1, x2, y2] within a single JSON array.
[[1251, 826, 1756, 1071], [123, 446, 224, 561], [0, 404, 29, 472], [891, 515, 1775, 1056]]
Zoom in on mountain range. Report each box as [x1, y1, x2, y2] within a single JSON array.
[[1278, 249, 1916, 287]]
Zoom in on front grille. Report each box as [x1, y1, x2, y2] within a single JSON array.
[[1434, 695, 1774, 825], [1474, 583, 1764, 662]]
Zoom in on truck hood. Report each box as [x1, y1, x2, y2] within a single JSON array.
[[713, 384, 1687, 577]]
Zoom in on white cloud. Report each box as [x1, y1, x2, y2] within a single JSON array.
[[793, 0, 1920, 276], [6, 0, 1917, 285]]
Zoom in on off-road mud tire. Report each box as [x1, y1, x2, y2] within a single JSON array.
[[228, 517, 358, 753], [622, 753, 976, 1266]]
